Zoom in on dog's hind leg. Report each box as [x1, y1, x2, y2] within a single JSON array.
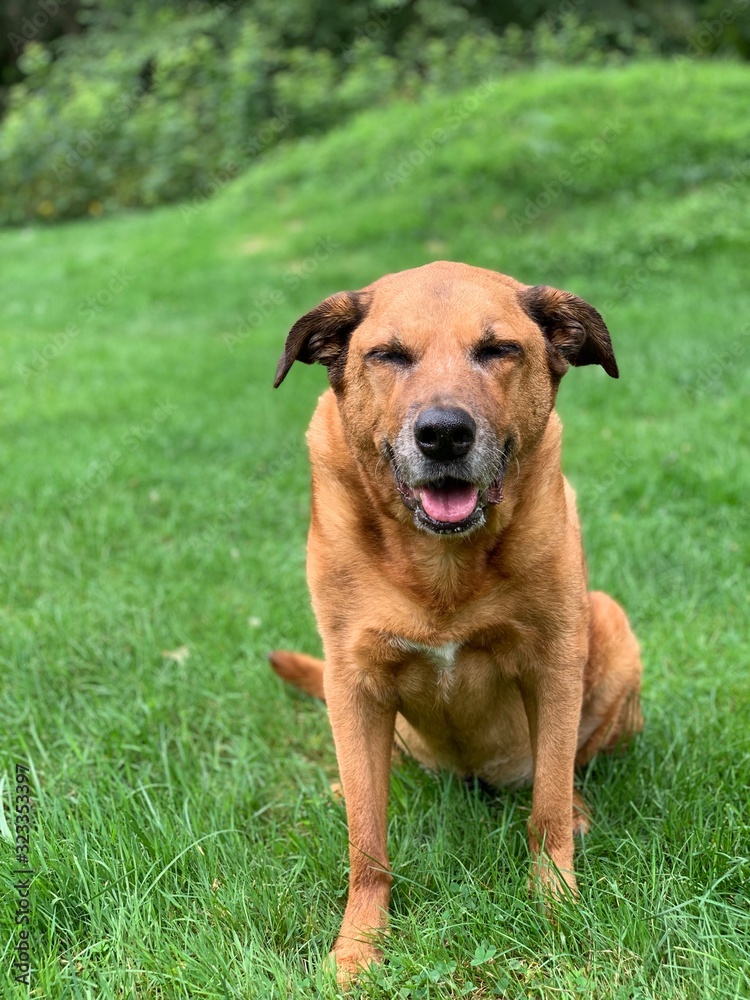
[[576, 590, 644, 767], [269, 650, 326, 701]]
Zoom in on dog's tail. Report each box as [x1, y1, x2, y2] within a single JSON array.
[[268, 650, 326, 701]]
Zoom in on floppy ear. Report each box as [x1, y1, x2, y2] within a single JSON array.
[[274, 290, 370, 388], [518, 285, 619, 379]]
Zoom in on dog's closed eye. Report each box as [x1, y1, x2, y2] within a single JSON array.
[[365, 342, 415, 368], [472, 339, 524, 365]]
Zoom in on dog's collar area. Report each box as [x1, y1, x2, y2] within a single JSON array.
[[384, 443, 507, 536]]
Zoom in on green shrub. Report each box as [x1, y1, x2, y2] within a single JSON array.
[[0, 0, 744, 225], [0, 6, 256, 223]]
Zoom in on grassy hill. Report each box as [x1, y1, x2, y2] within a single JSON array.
[[1, 62, 748, 998]]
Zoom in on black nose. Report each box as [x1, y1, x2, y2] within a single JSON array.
[[414, 407, 476, 461]]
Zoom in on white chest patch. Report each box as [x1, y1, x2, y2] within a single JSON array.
[[393, 637, 461, 672]]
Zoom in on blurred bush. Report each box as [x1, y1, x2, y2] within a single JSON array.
[[0, 0, 747, 225]]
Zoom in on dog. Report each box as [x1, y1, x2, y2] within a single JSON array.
[[269, 261, 643, 981]]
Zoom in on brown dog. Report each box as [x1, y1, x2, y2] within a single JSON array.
[[270, 261, 643, 981]]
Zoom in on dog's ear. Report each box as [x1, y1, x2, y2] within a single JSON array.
[[518, 285, 619, 379], [274, 290, 370, 388]]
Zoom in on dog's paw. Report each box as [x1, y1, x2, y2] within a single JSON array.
[[572, 790, 592, 837], [326, 941, 382, 986], [528, 856, 578, 911]]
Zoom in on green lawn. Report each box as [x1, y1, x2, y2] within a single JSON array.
[[1, 62, 749, 999]]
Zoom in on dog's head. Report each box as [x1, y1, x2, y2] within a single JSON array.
[[275, 262, 617, 537]]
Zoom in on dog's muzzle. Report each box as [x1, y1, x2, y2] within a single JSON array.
[[386, 407, 509, 536]]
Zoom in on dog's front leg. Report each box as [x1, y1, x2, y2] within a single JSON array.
[[325, 665, 397, 981], [521, 662, 584, 898]]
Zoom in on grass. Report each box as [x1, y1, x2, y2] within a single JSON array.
[[1, 60, 749, 998]]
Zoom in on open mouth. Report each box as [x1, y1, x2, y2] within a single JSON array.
[[418, 479, 480, 524], [392, 463, 506, 536]]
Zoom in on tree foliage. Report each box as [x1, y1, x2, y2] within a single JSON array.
[[0, 0, 748, 225]]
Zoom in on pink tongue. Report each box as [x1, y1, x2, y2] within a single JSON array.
[[419, 483, 479, 523]]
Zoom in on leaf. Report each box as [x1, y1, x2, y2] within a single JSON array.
[[471, 941, 498, 966], [161, 644, 190, 665]]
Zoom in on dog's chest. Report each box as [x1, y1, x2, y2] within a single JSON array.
[[392, 637, 464, 697], [397, 638, 461, 670]]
